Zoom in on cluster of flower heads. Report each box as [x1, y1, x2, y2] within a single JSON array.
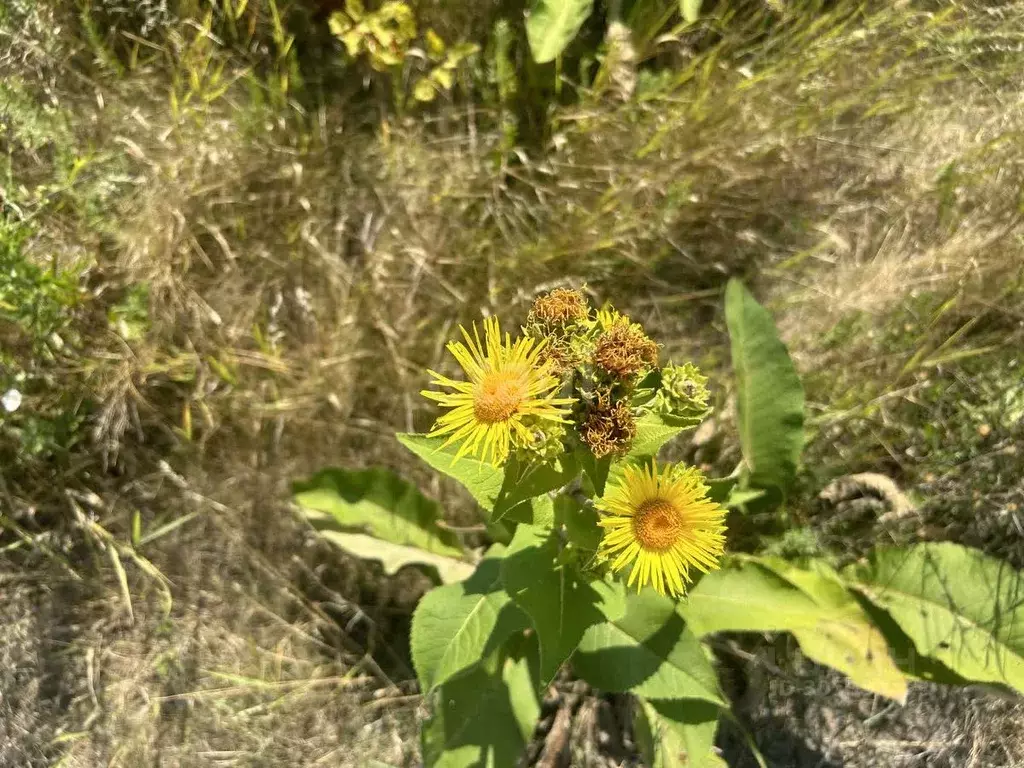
[[421, 288, 725, 597]]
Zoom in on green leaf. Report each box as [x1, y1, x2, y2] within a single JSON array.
[[628, 412, 687, 458], [681, 0, 703, 23], [630, 369, 662, 408], [706, 477, 765, 509], [504, 654, 542, 743], [724, 279, 805, 497], [501, 524, 626, 684], [421, 652, 539, 768], [293, 466, 472, 582], [294, 467, 462, 554], [680, 559, 907, 702], [725, 487, 765, 508], [397, 433, 504, 509], [855, 591, 971, 686], [574, 589, 725, 704], [845, 542, 1024, 695], [397, 433, 575, 522], [680, 560, 817, 634], [525, 0, 595, 63], [502, 493, 556, 529], [577, 445, 611, 496], [497, 453, 578, 522], [306, 531, 473, 583], [756, 556, 908, 702], [558, 494, 602, 553], [636, 698, 721, 768], [705, 476, 736, 504], [412, 547, 530, 692]]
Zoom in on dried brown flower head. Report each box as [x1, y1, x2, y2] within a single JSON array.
[[593, 319, 659, 379], [580, 390, 637, 458], [528, 288, 590, 327], [537, 342, 573, 377]]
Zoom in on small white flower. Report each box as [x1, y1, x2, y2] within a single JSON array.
[[2, 389, 22, 413]]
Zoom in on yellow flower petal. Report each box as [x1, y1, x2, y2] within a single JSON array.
[[595, 460, 726, 598], [421, 317, 574, 466]]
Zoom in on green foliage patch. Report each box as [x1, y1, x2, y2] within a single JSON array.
[[299, 286, 1024, 765]]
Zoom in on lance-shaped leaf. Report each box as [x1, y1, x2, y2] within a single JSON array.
[[724, 279, 804, 498]]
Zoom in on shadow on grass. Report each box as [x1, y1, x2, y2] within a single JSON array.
[[719, 713, 842, 768]]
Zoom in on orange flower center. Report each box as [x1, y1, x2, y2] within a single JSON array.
[[633, 498, 683, 552], [473, 370, 528, 424]]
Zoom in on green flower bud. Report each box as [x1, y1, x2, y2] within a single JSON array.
[[516, 416, 568, 463], [653, 362, 711, 425]]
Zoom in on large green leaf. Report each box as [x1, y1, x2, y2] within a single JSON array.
[[294, 466, 462, 554], [577, 444, 612, 497], [635, 698, 721, 768], [304, 531, 473, 583], [397, 433, 503, 510], [724, 279, 805, 497], [502, 493, 556, 529], [706, 476, 766, 509], [412, 547, 530, 693], [558, 494, 602, 554], [499, 453, 578, 522], [680, 561, 818, 634], [755, 556, 908, 702], [525, 0, 594, 63], [501, 524, 626, 684], [421, 652, 539, 768], [294, 466, 472, 582], [855, 590, 971, 686], [845, 542, 1024, 695], [397, 433, 574, 523], [628, 412, 688, 458], [574, 589, 725, 704], [680, 558, 907, 702], [705, 476, 736, 504]]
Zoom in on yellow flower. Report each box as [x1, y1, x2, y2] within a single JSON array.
[[597, 461, 726, 597], [422, 316, 574, 466]]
